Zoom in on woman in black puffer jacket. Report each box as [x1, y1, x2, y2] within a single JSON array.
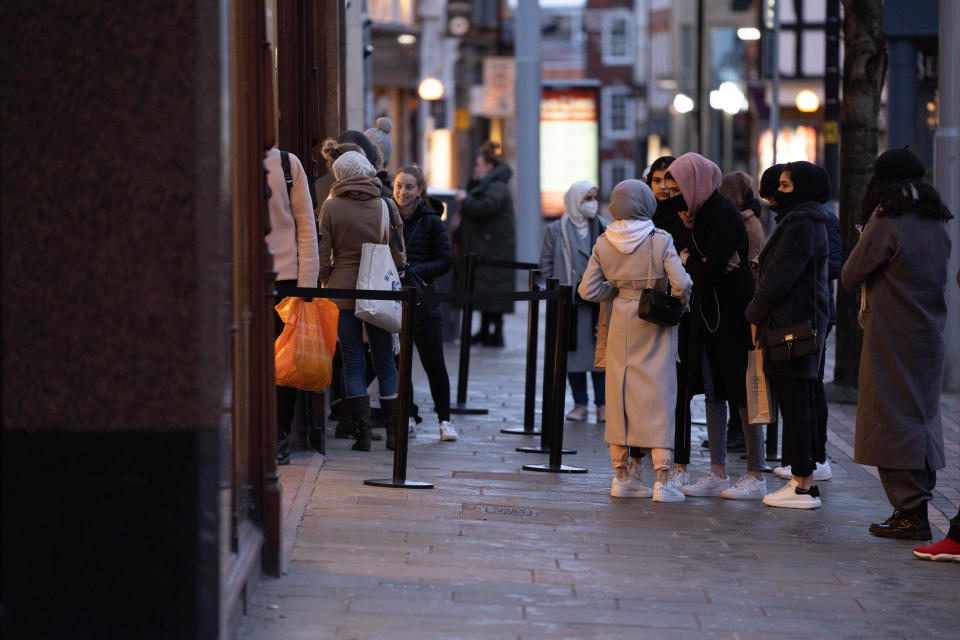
[[392, 166, 459, 442]]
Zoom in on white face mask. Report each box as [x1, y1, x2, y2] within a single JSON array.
[[580, 200, 599, 219]]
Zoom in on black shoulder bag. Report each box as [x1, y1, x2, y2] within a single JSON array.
[[637, 231, 684, 326], [761, 249, 820, 362]]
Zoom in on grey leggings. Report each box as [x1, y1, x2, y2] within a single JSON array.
[[702, 347, 765, 472]]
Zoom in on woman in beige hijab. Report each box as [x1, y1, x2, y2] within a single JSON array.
[[579, 180, 692, 502]]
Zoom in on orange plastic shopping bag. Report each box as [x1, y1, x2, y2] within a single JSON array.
[[274, 297, 339, 391]]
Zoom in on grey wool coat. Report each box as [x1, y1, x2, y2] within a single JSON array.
[[578, 223, 692, 448], [840, 210, 950, 471], [539, 215, 607, 372], [456, 162, 517, 314]]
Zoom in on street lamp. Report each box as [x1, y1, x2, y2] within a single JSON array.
[[737, 27, 762, 41], [796, 89, 820, 113], [673, 93, 695, 114], [709, 81, 747, 171], [418, 77, 444, 101]]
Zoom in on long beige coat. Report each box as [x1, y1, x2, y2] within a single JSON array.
[[578, 222, 692, 448]]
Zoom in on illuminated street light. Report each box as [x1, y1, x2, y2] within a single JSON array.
[[709, 81, 748, 115], [418, 77, 444, 101], [796, 89, 820, 112], [737, 27, 762, 41], [397, 34, 417, 45], [673, 93, 694, 114]]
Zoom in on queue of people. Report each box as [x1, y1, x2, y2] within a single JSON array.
[[278, 126, 956, 561]]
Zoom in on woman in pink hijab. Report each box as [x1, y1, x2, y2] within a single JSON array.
[[661, 153, 766, 501]]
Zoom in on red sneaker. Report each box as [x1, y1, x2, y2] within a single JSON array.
[[913, 537, 960, 562]]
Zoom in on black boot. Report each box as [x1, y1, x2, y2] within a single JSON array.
[[344, 396, 372, 451], [381, 398, 399, 451], [335, 406, 381, 440], [277, 429, 291, 465], [869, 508, 932, 540]]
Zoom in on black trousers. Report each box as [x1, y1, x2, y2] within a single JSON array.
[[412, 313, 451, 422], [813, 324, 834, 463], [769, 374, 819, 478], [950, 509, 960, 542]]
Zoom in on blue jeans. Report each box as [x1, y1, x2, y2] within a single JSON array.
[[337, 310, 398, 399], [568, 371, 605, 406]]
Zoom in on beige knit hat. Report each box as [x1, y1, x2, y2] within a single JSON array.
[[332, 151, 376, 181], [363, 117, 393, 168]]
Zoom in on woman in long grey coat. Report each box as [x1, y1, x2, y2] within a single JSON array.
[[841, 148, 953, 540], [540, 180, 606, 423], [579, 180, 692, 502]]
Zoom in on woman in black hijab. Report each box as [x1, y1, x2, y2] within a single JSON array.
[[746, 161, 831, 509]]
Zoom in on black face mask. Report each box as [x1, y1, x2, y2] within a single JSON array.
[[774, 189, 799, 213], [662, 193, 688, 216]]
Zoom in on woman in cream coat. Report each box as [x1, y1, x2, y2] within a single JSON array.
[[578, 180, 692, 502]]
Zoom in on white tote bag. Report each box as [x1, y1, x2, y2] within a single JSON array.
[[354, 200, 403, 333]]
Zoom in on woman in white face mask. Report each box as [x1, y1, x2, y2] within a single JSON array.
[[538, 180, 607, 424]]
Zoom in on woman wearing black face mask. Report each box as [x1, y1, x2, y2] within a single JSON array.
[[747, 161, 831, 509], [664, 153, 764, 501]]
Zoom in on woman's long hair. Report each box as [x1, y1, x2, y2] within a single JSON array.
[[478, 141, 503, 166], [858, 175, 953, 225]]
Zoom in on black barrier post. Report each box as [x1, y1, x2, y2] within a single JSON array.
[[501, 269, 542, 436], [365, 286, 433, 489], [451, 253, 488, 415], [517, 279, 575, 455], [524, 285, 586, 473]]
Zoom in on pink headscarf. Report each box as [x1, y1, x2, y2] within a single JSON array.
[[667, 152, 722, 215]]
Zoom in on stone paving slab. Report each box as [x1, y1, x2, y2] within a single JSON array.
[[240, 310, 960, 639]]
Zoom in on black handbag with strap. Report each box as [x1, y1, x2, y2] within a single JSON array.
[[636, 230, 684, 327], [761, 243, 821, 362]]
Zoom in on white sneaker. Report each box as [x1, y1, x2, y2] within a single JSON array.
[[774, 461, 832, 481], [667, 467, 689, 490], [721, 474, 768, 500], [439, 421, 458, 441], [763, 480, 821, 509], [681, 473, 730, 497], [408, 419, 417, 439], [611, 475, 653, 498], [653, 481, 686, 502], [566, 405, 589, 421]]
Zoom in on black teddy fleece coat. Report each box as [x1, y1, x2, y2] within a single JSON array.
[[746, 201, 830, 380]]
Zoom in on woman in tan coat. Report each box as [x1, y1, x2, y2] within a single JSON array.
[[318, 141, 406, 451], [578, 180, 692, 502]]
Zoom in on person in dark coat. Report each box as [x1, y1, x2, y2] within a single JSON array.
[[392, 165, 459, 443], [841, 148, 952, 539], [746, 161, 831, 509], [454, 141, 516, 347], [663, 153, 766, 500], [761, 164, 842, 484]]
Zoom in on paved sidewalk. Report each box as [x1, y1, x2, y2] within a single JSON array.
[[238, 310, 960, 640]]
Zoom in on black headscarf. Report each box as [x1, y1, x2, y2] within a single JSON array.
[[759, 163, 784, 200], [776, 161, 830, 216]]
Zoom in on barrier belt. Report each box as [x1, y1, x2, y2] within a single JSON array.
[[274, 284, 565, 304], [474, 257, 539, 271]]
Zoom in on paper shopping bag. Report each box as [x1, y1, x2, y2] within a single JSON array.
[[745, 348, 771, 425]]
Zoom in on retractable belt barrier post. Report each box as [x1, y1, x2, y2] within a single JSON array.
[[501, 269, 542, 436], [452, 253, 486, 415], [366, 287, 434, 488], [517, 279, 575, 456], [453, 255, 539, 416], [524, 285, 586, 473]]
